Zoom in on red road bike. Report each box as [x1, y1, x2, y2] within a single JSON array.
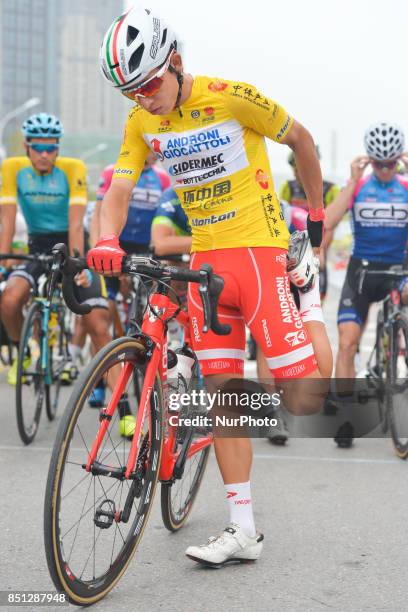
[[44, 244, 229, 606]]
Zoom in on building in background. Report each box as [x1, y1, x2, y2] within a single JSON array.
[[0, 0, 129, 177], [0, 0, 60, 148]]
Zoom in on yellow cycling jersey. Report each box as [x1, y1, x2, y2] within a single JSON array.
[[0, 156, 87, 235], [113, 76, 294, 252]]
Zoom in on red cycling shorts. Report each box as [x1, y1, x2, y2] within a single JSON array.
[[188, 247, 318, 379]]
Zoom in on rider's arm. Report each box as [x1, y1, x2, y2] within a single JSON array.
[[0, 205, 17, 255], [280, 121, 323, 212], [99, 110, 150, 237], [223, 82, 322, 209], [66, 158, 88, 255], [325, 156, 369, 230], [68, 205, 85, 256], [0, 158, 18, 255], [151, 223, 192, 256], [99, 178, 135, 236]]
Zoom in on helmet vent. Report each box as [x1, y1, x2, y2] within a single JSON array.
[[127, 26, 139, 46], [128, 44, 145, 73], [161, 28, 167, 48]]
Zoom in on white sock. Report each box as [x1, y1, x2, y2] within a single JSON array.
[[68, 343, 82, 364], [298, 274, 324, 323], [225, 481, 256, 537]]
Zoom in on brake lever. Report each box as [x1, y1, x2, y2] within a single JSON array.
[[198, 269, 211, 333]]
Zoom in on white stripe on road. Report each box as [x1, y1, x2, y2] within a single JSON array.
[[252, 453, 400, 465], [0, 445, 401, 465]]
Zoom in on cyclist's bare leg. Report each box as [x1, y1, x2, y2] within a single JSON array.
[[82, 308, 120, 389], [1, 276, 31, 342], [335, 321, 362, 388], [204, 373, 252, 484], [71, 315, 87, 348]]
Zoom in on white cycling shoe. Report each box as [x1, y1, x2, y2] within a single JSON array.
[[287, 230, 319, 293], [185, 523, 264, 568]]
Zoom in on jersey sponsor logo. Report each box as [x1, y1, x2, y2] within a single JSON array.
[[354, 201, 408, 226], [276, 277, 302, 328], [256, 168, 269, 189], [146, 121, 248, 186], [169, 153, 224, 176], [190, 209, 236, 226], [114, 168, 133, 175], [281, 363, 306, 377], [234, 499, 251, 505], [262, 318, 272, 348], [226, 491, 237, 498], [275, 253, 287, 266], [182, 180, 232, 207], [191, 110, 200, 119], [276, 114, 292, 140], [208, 80, 228, 92], [129, 186, 162, 209], [191, 316, 201, 343], [150, 17, 160, 59], [176, 166, 227, 186], [206, 359, 241, 371], [204, 107, 214, 116], [284, 330, 306, 347]]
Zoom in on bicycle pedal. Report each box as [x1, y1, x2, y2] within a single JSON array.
[[94, 499, 116, 529]]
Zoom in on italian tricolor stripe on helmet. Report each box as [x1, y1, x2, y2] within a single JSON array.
[[105, 14, 127, 86]]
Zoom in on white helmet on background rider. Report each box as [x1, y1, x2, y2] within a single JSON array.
[[364, 122, 405, 161], [99, 6, 178, 94]]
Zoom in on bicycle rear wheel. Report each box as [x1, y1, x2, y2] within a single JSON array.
[[15, 301, 45, 445], [44, 337, 163, 605], [386, 315, 408, 459], [161, 368, 211, 532]]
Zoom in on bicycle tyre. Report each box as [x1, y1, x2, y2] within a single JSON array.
[[44, 337, 164, 605], [387, 315, 408, 459], [161, 363, 211, 532], [161, 442, 210, 532], [45, 305, 70, 421], [15, 301, 45, 445]]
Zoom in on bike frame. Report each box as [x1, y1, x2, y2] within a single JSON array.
[[85, 290, 213, 481]]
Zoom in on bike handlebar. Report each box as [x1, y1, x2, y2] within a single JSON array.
[[357, 260, 407, 294], [51, 243, 231, 335]]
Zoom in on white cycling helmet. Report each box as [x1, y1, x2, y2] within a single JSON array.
[[364, 122, 405, 161], [100, 6, 177, 93]]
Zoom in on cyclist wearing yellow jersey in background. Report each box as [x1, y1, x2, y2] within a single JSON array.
[[280, 149, 340, 301], [88, 7, 332, 567], [0, 113, 114, 391]]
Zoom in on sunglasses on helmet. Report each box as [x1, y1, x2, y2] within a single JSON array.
[[123, 51, 174, 100], [28, 143, 59, 153]]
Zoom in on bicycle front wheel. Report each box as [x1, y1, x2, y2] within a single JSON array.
[[16, 301, 45, 445], [45, 306, 70, 421], [386, 314, 408, 459], [44, 337, 164, 605]]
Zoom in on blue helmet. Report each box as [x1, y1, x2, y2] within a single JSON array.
[[21, 113, 64, 140]]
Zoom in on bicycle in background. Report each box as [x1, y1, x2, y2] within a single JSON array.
[[0, 253, 74, 444], [359, 262, 408, 458]]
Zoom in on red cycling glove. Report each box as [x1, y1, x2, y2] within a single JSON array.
[[87, 234, 125, 276]]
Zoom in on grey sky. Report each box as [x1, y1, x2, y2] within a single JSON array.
[[125, 0, 408, 181]]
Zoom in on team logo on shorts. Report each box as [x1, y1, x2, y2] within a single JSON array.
[[284, 330, 306, 347]]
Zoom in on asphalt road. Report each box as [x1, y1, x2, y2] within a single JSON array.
[[0, 277, 405, 612]]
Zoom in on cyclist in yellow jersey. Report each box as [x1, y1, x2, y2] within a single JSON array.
[[0, 113, 115, 394], [89, 6, 333, 567]]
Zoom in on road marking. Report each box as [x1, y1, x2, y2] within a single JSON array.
[[252, 453, 400, 465], [0, 445, 401, 465]]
